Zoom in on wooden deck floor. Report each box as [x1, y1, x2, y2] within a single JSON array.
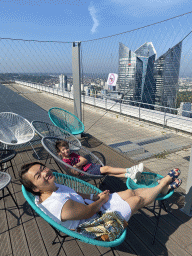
[[1, 135, 192, 256]]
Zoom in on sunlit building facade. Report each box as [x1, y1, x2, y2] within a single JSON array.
[[118, 43, 143, 101], [59, 74, 67, 91], [118, 41, 182, 108], [118, 42, 156, 105], [135, 42, 156, 105], [154, 41, 182, 108]]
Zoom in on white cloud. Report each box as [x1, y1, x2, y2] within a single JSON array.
[[88, 3, 99, 34]]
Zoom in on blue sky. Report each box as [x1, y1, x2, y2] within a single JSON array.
[[0, 0, 192, 41], [0, 0, 192, 76]]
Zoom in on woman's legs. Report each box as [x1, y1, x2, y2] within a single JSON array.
[[117, 175, 177, 215]]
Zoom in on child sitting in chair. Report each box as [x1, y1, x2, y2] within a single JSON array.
[[55, 140, 143, 180]]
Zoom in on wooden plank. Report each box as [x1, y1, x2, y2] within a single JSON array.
[[142, 200, 192, 249], [12, 177, 50, 256], [35, 215, 83, 256], [0, 194, 13, 256], [59, 236, 84, 256], [134, 209, 191, 256], [128, 217, 175, 256], [122, 230, 156, 256], [76, 240, 102, 256], [3, 183, 31, 256]]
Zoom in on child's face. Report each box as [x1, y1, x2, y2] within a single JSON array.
[[59, 146, 70, 157]]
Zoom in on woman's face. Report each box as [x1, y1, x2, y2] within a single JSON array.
[[24, 164, 55, 193]]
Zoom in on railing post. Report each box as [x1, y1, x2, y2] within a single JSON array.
[[139, 103, 141, 121], [105, 98, 107, 110], [163, 107, 166, 128], [181, 146, 192, 216], [72, 41, 82, 122]]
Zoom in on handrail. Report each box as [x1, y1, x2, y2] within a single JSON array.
[[15, 81, 192, 134]]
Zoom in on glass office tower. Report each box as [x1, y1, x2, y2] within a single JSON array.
[[118, 43, 143, 102], [118, 42, 156, 105], [135, 42, 156, 106], [154, 41, 182, 108]]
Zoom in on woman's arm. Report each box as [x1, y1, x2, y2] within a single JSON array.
[[77, 190, 110, 201], [60, 191, 109, 221]]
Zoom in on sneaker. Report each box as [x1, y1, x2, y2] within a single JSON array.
[[126, 163, 143, 179], [125, 172, 138, 182]]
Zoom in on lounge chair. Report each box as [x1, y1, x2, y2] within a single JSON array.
[[41, 136, 104, 182], [22, 172, 127, 256], [48, 107, 84, 135], [32, 120, 81, 151], [0, 112, 39, 159]]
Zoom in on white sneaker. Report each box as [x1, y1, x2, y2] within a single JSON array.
[[125, 173, 138, 183], [126, 163, 144, 179]]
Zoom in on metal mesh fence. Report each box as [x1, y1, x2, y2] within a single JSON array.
[[0, 12, 192, 191]]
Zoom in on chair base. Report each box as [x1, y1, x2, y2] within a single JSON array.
[[1, 187, 19, 209], [51, 226, 69, 256], [51, 224, 117, 256], [0, 149, 17, 179], [151, 200, 168, 244]]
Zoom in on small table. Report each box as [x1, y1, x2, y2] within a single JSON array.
[[0, 149, 17, 179], [126, 172, 174, 244]]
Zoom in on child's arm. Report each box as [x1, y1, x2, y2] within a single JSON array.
[[73, 155, 88, 169]]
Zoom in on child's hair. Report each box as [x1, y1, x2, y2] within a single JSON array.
[[55, 140, 69, 153]]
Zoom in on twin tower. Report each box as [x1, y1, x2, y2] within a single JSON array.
[[118, 41, 182, 109]]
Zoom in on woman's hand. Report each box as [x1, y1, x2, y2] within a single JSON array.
[[98, 190, 110, 203], [92, 190, 110, 201]]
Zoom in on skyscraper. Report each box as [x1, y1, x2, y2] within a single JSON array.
[[118, 41, 182, 109], [154, 41, 182, 108], [118, 42, 156, 105], [118, 43, 142, 101], [59, 74, 67, 91], [135, 42, 156, 105]]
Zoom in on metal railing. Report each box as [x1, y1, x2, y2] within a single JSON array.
[[15, 80, 192, 134]]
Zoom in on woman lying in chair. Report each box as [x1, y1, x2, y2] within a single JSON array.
[[19, 162, 182, 240]]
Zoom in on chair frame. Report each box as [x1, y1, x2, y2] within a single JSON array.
[[126, 172, 174, 244], [22, 172, 127, 255], [0, 112, 39, 159], [48, 107, 84, 135], [0, 149, 17, 179], [31, 120, 81, 150]]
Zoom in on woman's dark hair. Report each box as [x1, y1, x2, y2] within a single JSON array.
[[19, 162, 45, 195], [55, 140, 69, 153]]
